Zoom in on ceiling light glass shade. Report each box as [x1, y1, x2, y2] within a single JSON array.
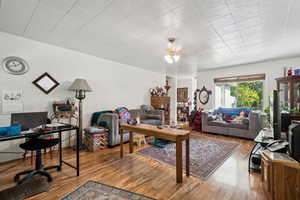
[[164, 54, 180, 64], [164, 55, 173, 64], [173, 55, 180, 62]]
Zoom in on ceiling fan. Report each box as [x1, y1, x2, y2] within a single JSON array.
[[164, 37, 182, 64]]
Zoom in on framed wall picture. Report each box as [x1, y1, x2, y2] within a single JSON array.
[[32, 72, 59, 94], [177, 87, 188, 102], [1, 90, 24, 114]]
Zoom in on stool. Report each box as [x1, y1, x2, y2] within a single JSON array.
[[84, 131, 108, 152], [23, 134, 55, 165], [15, 138, 60, 185], [133, 134, 147, 146]]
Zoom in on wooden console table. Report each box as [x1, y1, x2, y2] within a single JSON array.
[[120, 124, 190, 184]]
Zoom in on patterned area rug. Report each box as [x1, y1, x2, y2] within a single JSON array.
[[138, 135, 239, 179], [61, 180, 157, 200]]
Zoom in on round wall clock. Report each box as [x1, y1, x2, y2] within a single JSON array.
[[2, 56, 29, 75], [199, 86, 211, 105]]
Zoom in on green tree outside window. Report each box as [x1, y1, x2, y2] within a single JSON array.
[[230, 81, 263, 109]]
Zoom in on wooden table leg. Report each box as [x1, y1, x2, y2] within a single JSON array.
[[76, 128, 80, 176], [176, 138, 183, 184], [120, 129, 124, 158], [129, 131, 134, 153], [186, 137, 190, 177]]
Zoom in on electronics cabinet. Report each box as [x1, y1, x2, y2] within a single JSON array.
[[276, 76, 300, 119]]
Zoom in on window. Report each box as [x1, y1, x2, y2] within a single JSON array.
[[214, 74, 265, 110]]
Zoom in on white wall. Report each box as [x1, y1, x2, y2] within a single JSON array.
[[0, 31, 165, 162], [167, 76, 177, 123], [197, 57, 300, 110]]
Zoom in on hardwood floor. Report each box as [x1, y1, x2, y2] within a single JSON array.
[[0, 131, 267, 200]]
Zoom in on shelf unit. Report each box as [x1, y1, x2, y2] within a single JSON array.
[[151, 96, 170, 125], [177, 103, 189, 122], [276, 75, 300, 119]]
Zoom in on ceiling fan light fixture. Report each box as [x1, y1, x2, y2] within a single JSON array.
[[164, 55, 173, 64], [164, 37, 181, 64], [174, 54, 180, 62]]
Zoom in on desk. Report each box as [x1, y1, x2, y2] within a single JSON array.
[[249, 129, 274, 172], [249, 129, 288, 172], [0, 124, 80, 176], [120, 124, 190, 184]]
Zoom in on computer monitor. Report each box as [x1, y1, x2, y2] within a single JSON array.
[[11, 112, 48, 131]]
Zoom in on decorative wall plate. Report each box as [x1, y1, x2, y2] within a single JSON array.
[[32, 72, 59, 94], [2, 56, 29, 75], [198, 86, 212, 105]]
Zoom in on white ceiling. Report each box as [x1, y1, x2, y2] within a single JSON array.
[[1, 0, 300, 77]]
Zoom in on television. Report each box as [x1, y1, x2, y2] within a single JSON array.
[[289, 124, 300, 162], [270, 90, 281, 140]]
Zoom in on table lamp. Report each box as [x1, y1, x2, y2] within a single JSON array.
[[69, 79, 92, 150]]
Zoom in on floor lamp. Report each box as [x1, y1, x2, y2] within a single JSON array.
[[69, 79, 92, 150]]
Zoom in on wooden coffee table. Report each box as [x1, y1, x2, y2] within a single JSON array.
[[120, 124, 190, 184]]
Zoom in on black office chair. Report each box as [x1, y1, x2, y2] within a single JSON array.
[[14, 138, 60, 185]]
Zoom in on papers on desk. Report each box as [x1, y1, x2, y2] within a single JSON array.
[[22, 130, 35, 134], [24, 123, 70, 133], [46, 123, 68, 128]]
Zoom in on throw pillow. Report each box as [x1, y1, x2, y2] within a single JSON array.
[[0, 127, 7, 136], [207, 115, 216, 121], [144, 114, 161, 120], [242, 118, 250, 126], [115, 107, 131, 124], [222, 114, 233, 122], [216, 114, 223, 121], [98, 121, 108, 128], [7, 125, 21, 136], [0, 125, 21, 136], [141, 105, 154, 112]]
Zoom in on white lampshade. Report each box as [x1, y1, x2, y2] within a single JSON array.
[[69, 79, 92, 92]]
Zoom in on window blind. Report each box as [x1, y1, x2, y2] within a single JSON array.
[[214, 73, 265, 83]]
